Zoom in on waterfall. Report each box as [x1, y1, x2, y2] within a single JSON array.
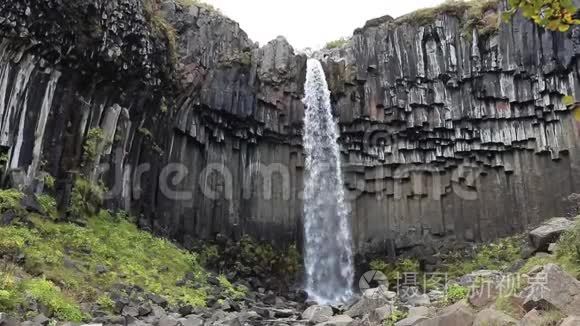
[[302, 59, 354, 304]]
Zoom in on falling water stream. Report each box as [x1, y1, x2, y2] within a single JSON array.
[[302, 59, 354, 304]]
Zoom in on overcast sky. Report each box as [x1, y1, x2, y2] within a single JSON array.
[[204, 0, 445, 49]]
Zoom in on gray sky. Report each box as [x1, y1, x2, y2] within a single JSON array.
[[204, 0, 445, 49]]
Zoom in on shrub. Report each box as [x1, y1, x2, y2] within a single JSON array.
[[36, 194, 58, 220], [69, 177, 105, 219], [445, 283, 469, 304], [325, 37, 349, 49], [43, 174, 55, 190], [0, 189, 24, 213]]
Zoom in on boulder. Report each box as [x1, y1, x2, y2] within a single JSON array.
[[158, 315, 180, 326], [147, 293, 168, 308], [472, 308, 517, 326], [395, 316, 428, 326], [31, 314, 50, 326], [360, 285, 392, 300], [519, 309, 543, 326], [468, 284, 499, 308], [406, 293, 431, 307], [407, 306, 433, 318], [271, 308, 295, 318], [181, 315, 204, 326], [521, 264, 580, 315], [302, 305, 334, 323], [415, 301, 475, 326], [121, 305, 139, 317], [561, 316, 580, 326], [368, 304, 393, 324], [316, 315, 353, 326], [528, 217, 574, 252], [344, 294, 389, 318]]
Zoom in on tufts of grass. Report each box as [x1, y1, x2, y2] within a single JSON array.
[[537, 309, 565, 326], [22, 278, 87, 321], [395, 0, 500, 37], [68, 177, 105, 220], [0, 189, 24, 214], [143, 0, 217, 69], [495, 294, 526, 319], [0, 208, 211, 318], [218, 275, 247, 300], [384, 308, 408, 326], [397, 0, 471, 26], [441, 236, 522, 279], [36, 193, 58, 220]]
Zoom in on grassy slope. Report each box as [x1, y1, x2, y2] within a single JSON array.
[[0, 189, 226, 321]]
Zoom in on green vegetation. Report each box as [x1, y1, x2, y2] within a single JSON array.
[[445, 283, 469, 304], [138, 127, 153, 138], [495, 294, 526, 319], [144, 0, 217, 67], [36, 193, 58, 220], [217, 275, 247, 300], [219, 49, 253, 68], [384, 308, 408, 326], [23, 279, 87, 321], [95, 294, 115, 314], [1, 262, 86, 321], [82, 128, 105, 167], [0, 188, 24, 215], [0, 206, 215, 320], [200, 235, 302, 284], [43, 174, 55, 190], [441, 236, 522, 279], [395, 0, 500, 38], [537, 309, 565, 326], [325, 37, 349, 49], [519, 218, 580, 278], [463, 0, 501, 38], [69, 177, 105, 220], [503, 0, 580, 32]]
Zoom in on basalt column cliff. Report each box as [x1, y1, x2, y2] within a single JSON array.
[[0, 0, 579, 256]]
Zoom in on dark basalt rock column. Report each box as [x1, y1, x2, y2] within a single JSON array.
[[0, 0, 579, 258]]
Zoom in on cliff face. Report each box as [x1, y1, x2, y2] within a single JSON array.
[[0, 0, 579, 257]]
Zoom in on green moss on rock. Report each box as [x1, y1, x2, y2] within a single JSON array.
[[0, 206, 213, 319]]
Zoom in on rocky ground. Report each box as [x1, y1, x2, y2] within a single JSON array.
[[1, 201, 579, 326]]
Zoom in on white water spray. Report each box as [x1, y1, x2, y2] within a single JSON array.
[[302, 59, 354, 304]]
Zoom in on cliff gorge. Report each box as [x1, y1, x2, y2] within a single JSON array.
[[0, 0, 579, 259]]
